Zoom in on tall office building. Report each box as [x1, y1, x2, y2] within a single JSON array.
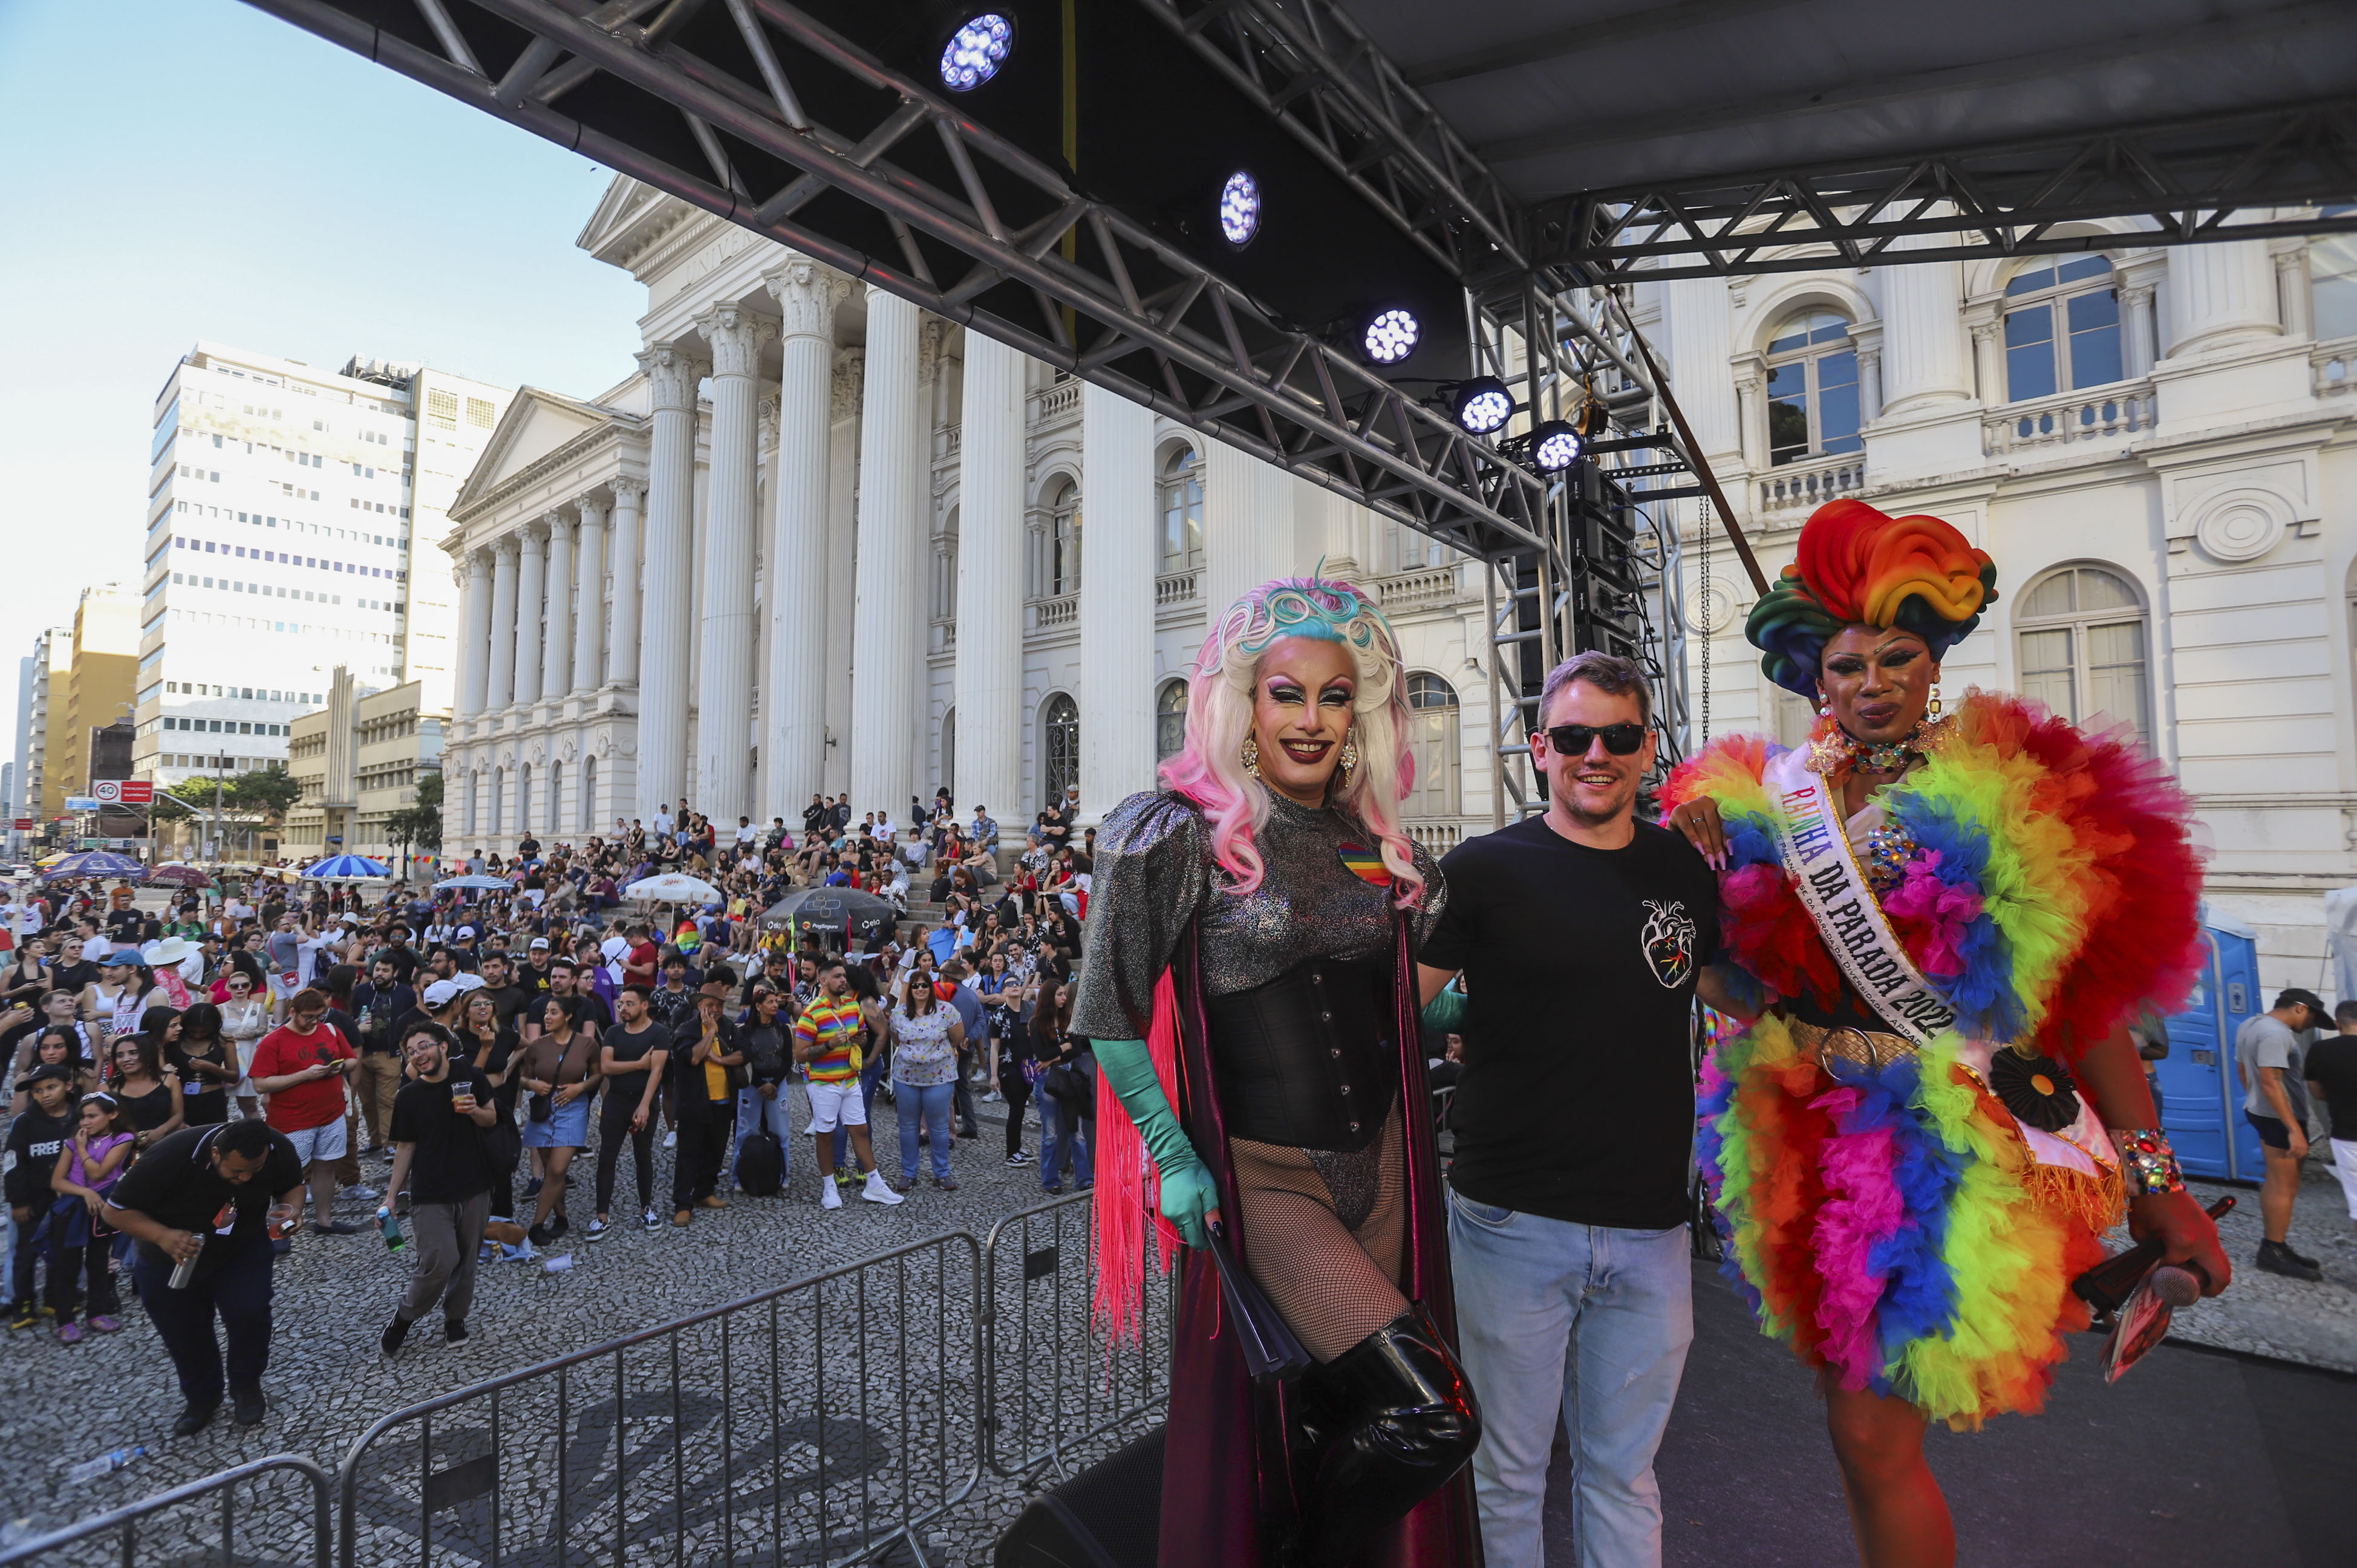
[[27, 626, 70, 824], [57, 585, 138, 807], [134, 344, 510, 789]]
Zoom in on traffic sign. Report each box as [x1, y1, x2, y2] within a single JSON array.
[[65, 796, 100, 812], [91, 780, 152, 805]]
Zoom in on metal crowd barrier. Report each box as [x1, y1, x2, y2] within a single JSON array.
[[334, 1230, 982, 1568], [0, 1454, 331, 1568], [979, 1190, 1175, 1484], [5, 1194, 1181, 1568]]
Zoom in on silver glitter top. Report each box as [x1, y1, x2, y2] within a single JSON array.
[[1069, 789, 1447, 1041]]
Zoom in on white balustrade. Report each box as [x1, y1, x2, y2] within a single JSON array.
[[2314, 342, 2357, 397], [1758, 458, 1865, 513], [1155, 570, 1199, 607], [1981, 382, 2156, 456]]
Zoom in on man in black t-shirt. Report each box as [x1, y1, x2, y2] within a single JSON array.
[[595, 985, 673, 1234], [103, 1119, 305, 1434], [2309, 1001, 2357, 1239], [1416, 651, 1715, 1568], [379, 1022, 500, 1353]]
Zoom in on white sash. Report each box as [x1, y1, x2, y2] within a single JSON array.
[[1762, 747, 1957, 1046]]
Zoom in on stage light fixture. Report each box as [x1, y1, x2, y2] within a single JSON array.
[[1531, 420, 1584, 472], [1360, 308, 1421, 366], [1452, 377, 1514, 435], [1218, 172, 1261, 247], [939, 14, 1014, 91]]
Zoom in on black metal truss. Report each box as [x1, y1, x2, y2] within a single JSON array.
[[250, 0, 1567, 561], [1537, 100, 2357, 283], [1133, 0, 1528, 284]]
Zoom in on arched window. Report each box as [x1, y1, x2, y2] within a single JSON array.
[[547, 760, 562, 837], [464, 767, 479, 839], [1401, 672, 1462, 818], [1155, 679, 1190, 761], [2015, 565, 2150, 744], [1048, 480, 1082, 597], [2315, 206, 2357, 342], [1042, 693, 1079, 808], [934, 506, 959, 623], [1159, 448, 1204, 573], [1766, 311, 1861, 466], [490, 767, 504, 839], [2003, 257, 2122, 401], [581, 755, 597, 835], [940, 706, 956, 799], [517, 763, 531, 841]]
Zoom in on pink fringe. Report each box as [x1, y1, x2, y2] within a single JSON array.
[[1092, 971, 1187, 1344], [1808, 1088, 1903, 1391]]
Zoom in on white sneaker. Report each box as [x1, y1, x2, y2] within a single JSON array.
[[820, 1180, 843, 1210], [861, 1170, 904, 1206], [662, 1129, 677, 1150]]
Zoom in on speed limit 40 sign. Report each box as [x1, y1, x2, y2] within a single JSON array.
[[92, 781, 154, 805]]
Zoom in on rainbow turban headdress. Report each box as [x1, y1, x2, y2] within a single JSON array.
[[1744, 499, 1998, 697]]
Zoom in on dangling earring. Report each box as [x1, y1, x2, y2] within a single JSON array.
[[1241, 732, 1263, 779], [1337, 732, 1361, 786], [1929, 683, 1944, 720], [1814, 691, 1830, 717]]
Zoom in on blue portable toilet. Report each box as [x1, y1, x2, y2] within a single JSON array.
[[2156, 907, 2264, 1182]]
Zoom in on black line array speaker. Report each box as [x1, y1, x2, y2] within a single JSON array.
[[993, 1425, 1166, 1568]]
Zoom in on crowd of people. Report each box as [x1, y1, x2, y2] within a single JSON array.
[[0, 793, 1111, 1436]]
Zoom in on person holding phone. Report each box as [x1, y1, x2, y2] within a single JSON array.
[[379, 1023, 500, 1354], [247, 989, 362, 1234]]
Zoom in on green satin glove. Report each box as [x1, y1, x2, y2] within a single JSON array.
[[1421, 984, 1467, 1035], [1093, 1036, 1218, 1249]]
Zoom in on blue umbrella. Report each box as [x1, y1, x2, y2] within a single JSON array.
[[434, 874, 513, 891], [301, 854, 391, 880], [39, 851, 145, 883]]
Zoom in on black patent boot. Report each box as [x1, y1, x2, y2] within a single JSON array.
[[1300, 1304, 1481, 1568]]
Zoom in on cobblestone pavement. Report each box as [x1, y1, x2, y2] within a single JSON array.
[[2160, 1165, 2357, 1371], [0, 1092, 1165, 1566]]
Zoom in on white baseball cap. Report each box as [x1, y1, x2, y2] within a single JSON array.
[[422, 979, 461, 1007]]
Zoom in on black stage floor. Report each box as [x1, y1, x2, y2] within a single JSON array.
[[1541, 1261, 2355, 1567]]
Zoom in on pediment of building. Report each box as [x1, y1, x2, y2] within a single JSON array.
[[577, 176, 689, 276], [450, 388, 630, 518]]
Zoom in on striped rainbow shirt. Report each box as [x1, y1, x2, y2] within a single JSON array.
[[795, 994, 865, 1083]]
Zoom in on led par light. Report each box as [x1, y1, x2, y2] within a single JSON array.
[[1359, 308, 1421, 366], [1530, 420, 1584, 472], [1451, 377, 1514, 435], [1218, 171, 1261, 247], [940, 13, 1014, 91]]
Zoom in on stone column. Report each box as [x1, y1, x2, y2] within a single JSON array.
[[608, 478, 645, 688], [1878, 233, 1974, 415], [763, 259, 845, 818], [1968, 316, 2005, 405], [2121, 279, 2160, 379], [572, 496, 607, 693], [852, 287, 923, 819], [1851, 322, 1885, 422], [638, 345, 705, 810], [1202, 438, 1294, 616], [694, 304, 772, 824], [2166, 239, 2281, 359], [460, 549, 492, 717], [486, 535, 518, 712], [512, 522, 546, 709], [541, 512, 573, 703], [1080, 381, 1158, 818], [955, 328, 1025, 818], [1732, 357, 1767, 473], [2275, 242, 2313, 340]]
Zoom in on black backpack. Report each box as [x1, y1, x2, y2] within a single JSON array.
[[736, 1129, 784, 1197]]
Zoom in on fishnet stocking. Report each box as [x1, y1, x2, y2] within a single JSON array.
[[1226, 1106, 1406, 1362]]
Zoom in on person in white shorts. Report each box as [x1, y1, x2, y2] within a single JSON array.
[[792, 960, 900, 1210], [2308, 1003, 2357, 1228]]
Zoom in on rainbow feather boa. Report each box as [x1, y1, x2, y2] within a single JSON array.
[[1671, 691, 2202, 1425]]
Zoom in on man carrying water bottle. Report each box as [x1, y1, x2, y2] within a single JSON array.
[[377, 1021, 500, 1354]]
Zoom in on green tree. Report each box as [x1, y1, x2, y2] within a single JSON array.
[[227, 768, 302, 819], [383, 769, 444, 868]]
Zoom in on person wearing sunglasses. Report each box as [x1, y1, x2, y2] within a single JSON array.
[[1658, 499, 2226, 1568], [1412, 648, 1718, 1568], [1077, 573, 1479, 1568]]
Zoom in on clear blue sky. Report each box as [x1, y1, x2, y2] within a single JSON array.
[[0, 0, 647, 779]]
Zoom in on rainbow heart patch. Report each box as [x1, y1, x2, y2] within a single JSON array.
[[1337, 842, 1392, 887]]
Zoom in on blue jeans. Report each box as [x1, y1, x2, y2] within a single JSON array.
[[896, 1081, 954, 1182], [1038, 1092, 1093, 1190], [1446, 1189, 1693, 1568], [828, 1054, 888, 1171], [733, 1084, 795, 1186]]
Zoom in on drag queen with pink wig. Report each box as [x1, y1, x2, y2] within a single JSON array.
[[1073, 573, 1481, 1568]]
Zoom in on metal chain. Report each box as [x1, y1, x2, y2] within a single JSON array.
[[1698, 495, 1712, 746]]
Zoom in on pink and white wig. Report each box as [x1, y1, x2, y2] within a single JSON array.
[[1159, 573, 1426, 907]]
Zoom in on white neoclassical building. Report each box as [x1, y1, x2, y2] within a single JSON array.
[[441, 178, 1499, 860], [1649, 215, 2357, 992]]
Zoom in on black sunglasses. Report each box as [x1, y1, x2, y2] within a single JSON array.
[[1542, 722, 1648, 757]]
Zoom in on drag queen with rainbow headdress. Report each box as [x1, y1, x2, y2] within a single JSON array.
[[1074, 573, 1481, 1568], [1663, 499, 2232, 1567]]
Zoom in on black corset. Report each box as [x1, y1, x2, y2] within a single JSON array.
[[1205, 957, 1397, 1153]]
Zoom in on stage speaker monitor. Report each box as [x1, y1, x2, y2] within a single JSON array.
[[993, 1424, 1166, 1568]]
